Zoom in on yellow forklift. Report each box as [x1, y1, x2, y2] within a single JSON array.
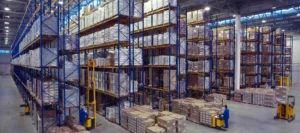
[[84, 60, 97, 129], [274, 76, 296, 122], [212, 114, 226, 130]]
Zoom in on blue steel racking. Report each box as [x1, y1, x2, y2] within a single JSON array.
[[11, 0, 85, 132], [186, 9, 213, 99], [60, 0, 144, 125], [11, 0, 61, 132], [212, 19, 235, 98]]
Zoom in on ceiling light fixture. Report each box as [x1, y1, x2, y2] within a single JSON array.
[[4, 22, 9, 25], [272, 7, 276, 9], [233, 15, 236, 17], [5, 16, 10, 18], [4, 7, 10, 11], [262, 20, 266, 23], [5, 27, 9, 29], [205, 7, 210, 11], [282, 29, 285, 32], [6, 30, 9, 32], [58, 1, 63, 5], [297, 13, 300, 16]]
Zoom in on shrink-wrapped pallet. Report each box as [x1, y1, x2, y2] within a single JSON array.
[[275, 86, 289, 104]]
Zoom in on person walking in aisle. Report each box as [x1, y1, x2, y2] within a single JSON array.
[[223, 105, 230, 129]]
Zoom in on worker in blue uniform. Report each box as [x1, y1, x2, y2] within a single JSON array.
[[79, 108, 88, 126], [223, 105, 230, 129]]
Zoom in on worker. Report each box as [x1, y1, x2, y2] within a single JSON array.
[[223, 105, 230, 129], [79, 108, 88, 126]]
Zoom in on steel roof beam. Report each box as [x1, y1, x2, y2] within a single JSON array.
[[0, 10, 24, 15]]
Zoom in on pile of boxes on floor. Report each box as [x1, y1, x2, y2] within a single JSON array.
[[234, 86, 289, 107], [167, 94, 226, 127], [120, 105, 186, 133]]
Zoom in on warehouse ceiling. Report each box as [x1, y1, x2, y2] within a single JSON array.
[[180, 0, 300, 34], [0, 0, 27, 49], [2, 0, 300, 49]]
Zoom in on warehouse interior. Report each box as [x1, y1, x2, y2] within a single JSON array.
[[1, 0, 300, 133]]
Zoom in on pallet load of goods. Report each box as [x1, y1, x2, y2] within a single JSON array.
[[168, 94, 226, 128], [233, 86, 289, 107], [118, 105, 186, 133]]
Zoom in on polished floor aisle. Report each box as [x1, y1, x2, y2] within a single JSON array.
[[0, 75, 37, 133], [2, 74, 300, 133]]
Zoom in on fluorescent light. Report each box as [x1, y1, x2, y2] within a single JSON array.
[[4, 22, 9, 25], [205, 7, 210, 11], [5, 33, 8, 35], [282, 29, 285, 32], [262, 20, 266, 23], [196, 25, 200, 28], [5, 16, 10, 18], [4, 7, 10, 11], [5, 27, 9, 29], [272, 7, 276, 9], [6, 30, 9, 32], [233, 15, 236, 17], [58, 1, 63, 5]]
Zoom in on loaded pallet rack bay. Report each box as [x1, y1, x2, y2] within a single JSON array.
[[185, 8, 213, 99], [212, 19, 235, 98], [10, 0, 88, 132]]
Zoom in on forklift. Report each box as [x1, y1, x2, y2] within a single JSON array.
[[212, 114, 226, 130], [84, 60, 97, 130], [274, 76, 296, 122]]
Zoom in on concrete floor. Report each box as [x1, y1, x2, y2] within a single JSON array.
[[0, 75, 37, 133], [2, 74, 300, 133]]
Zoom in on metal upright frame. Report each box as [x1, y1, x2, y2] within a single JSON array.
[[60, 0, 82, 127]]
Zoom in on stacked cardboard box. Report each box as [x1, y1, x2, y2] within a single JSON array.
[[275, 86, 289, 104], [199, 108, 220, 126], [188, 60, 210, 72], [137, 114, 155, 133], [169, 114, 186, 133], [205, 93, 227, 105], [128, 111, 142, 133], [234, 88, 277, 107], [242, 89, 253, 104], [159, 99, 169, 111], [157, 116, 177, 133], [171, 99, 182, 114], [234, 90, 243, 102], [163, 70, 177, 91], [147, 126, 166, 133]]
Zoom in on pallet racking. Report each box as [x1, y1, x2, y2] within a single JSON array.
[[11, 0, 84, 132], [212, 19, 235, 97]]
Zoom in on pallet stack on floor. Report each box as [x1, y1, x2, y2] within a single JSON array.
[[233, 86, 289, 107], [170, 94, 226, 128], [120, 105, 187, 133]]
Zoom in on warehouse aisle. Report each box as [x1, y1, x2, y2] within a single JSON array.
[[4, 73, 300, 133], [0, 75, 37, 133], [186, 88, 300, 133]]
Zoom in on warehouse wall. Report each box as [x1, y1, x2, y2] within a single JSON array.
[[289, 35, 300, 86], [0, 52, 11, 75]]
